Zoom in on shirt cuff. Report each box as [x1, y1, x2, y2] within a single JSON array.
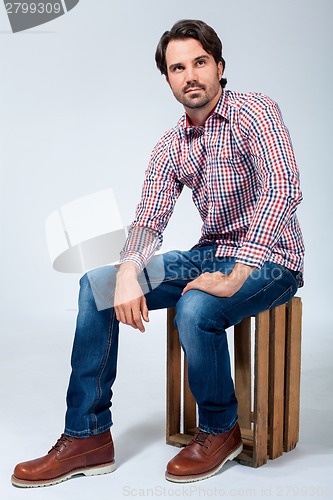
[[118, 252, 146, 273], [236, 241, 271, 268]]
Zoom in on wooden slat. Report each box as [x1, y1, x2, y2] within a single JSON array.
[[253, 309, 270, 467], [240, 427, 254, 445], [166, 298, 302, 465], [167, 433, 192, 447], [183, 355, 197, 434], [284, 297, 302, 451], [234, 316, 252, 429], [237, 451, 255, 467], [268, 304, 286, 459], [166, 308, 181, 444], [236, 428, 255, 466]]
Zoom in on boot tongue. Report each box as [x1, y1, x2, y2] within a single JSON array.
[[48, 434, 73, 454], [193, 431, 211, 447]]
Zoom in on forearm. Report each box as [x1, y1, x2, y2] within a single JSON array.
[[117, 261, 140, 279], [228, 262, 256, 286]]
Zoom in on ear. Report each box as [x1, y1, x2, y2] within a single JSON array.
[[217, 61, 223, 80], [165, 75, 171, 88]]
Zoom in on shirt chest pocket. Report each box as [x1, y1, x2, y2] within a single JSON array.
[[209, 154, 254, 199], [216, 154, 250, 178]]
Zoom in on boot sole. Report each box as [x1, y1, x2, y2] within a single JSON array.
[[165, 442, 243, 483], [11, 460, 116, 488]]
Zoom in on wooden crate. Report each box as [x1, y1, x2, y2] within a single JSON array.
[[166, 297, 302, 467]]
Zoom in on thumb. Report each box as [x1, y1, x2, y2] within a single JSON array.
[[141, 296, 149, 322], [181, 282, 192, 295]]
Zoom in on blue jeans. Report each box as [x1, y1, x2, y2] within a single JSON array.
[[64, 246, 300, 437]]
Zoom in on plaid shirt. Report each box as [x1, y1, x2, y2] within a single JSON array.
[[120, 90, 304, 279]]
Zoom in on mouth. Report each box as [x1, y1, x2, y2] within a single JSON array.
[[184, 86, 204, 94]]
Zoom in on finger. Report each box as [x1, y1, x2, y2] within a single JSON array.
[[117, 303, 139, 330], [115, 305, 126, 325], [140, 296, 149, 323], [182, 281, 197, 295], [131, 308, 145, 333]]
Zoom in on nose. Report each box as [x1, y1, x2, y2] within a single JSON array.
[[184, 66, 198, 83]]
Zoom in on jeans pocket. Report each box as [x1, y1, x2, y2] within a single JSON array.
[[268, 285, 294, 309]]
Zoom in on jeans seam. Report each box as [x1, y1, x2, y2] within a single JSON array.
[[89, 311, 114, 432], [267, 285, 294, 309], [213, 330, 222, 403], [198, 416, 238, 434], [64, 422, 111, 438], [284, 267, 301, 288], [219, 268, 288, 320]]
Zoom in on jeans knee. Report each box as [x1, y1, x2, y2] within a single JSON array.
[[175, 291, 218, 338], [83, 266, 117, 311], [77, 272, 99, 311], [176, 291, 197, 323]]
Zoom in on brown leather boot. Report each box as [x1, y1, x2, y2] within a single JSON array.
[[165, 422, 243, 483], [12, 430, 115, 488]]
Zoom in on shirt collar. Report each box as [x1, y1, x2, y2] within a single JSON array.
[[213, 89, 229, 121], [177, 89, 229, 132]]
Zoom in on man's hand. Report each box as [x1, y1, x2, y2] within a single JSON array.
[[114, 262, 149, 333], [182, 263, 255, 298]]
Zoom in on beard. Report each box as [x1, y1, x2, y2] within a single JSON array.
[[172, 72, 221, 110], [181, 87, 211, 109]]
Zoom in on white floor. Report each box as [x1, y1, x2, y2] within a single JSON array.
[[1, 308, 332, 500]]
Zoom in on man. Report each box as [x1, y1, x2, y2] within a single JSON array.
[[12, 19, 304, 487]]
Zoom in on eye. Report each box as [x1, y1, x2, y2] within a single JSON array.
[[172, 65, 184, 72], [196, 59, 206, 67]]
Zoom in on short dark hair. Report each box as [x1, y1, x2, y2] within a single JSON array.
[[155, 19, 227, 88]]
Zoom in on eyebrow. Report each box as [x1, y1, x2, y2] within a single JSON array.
[[168, 54, 210, 71]]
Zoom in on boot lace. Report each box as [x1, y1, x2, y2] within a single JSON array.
[[49, 434, 73, 453], [192, 431, 212, 449]]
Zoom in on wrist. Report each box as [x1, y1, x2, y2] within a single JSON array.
[[117, 261, 140, 279], [229, 263, 255, 284]]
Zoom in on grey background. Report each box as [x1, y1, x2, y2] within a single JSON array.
[[0, 0, 332, 498]]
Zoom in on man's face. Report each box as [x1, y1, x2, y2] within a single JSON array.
[[165, 38, 223, 110]]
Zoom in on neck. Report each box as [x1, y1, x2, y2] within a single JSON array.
[[185, 86, 222, 126]]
